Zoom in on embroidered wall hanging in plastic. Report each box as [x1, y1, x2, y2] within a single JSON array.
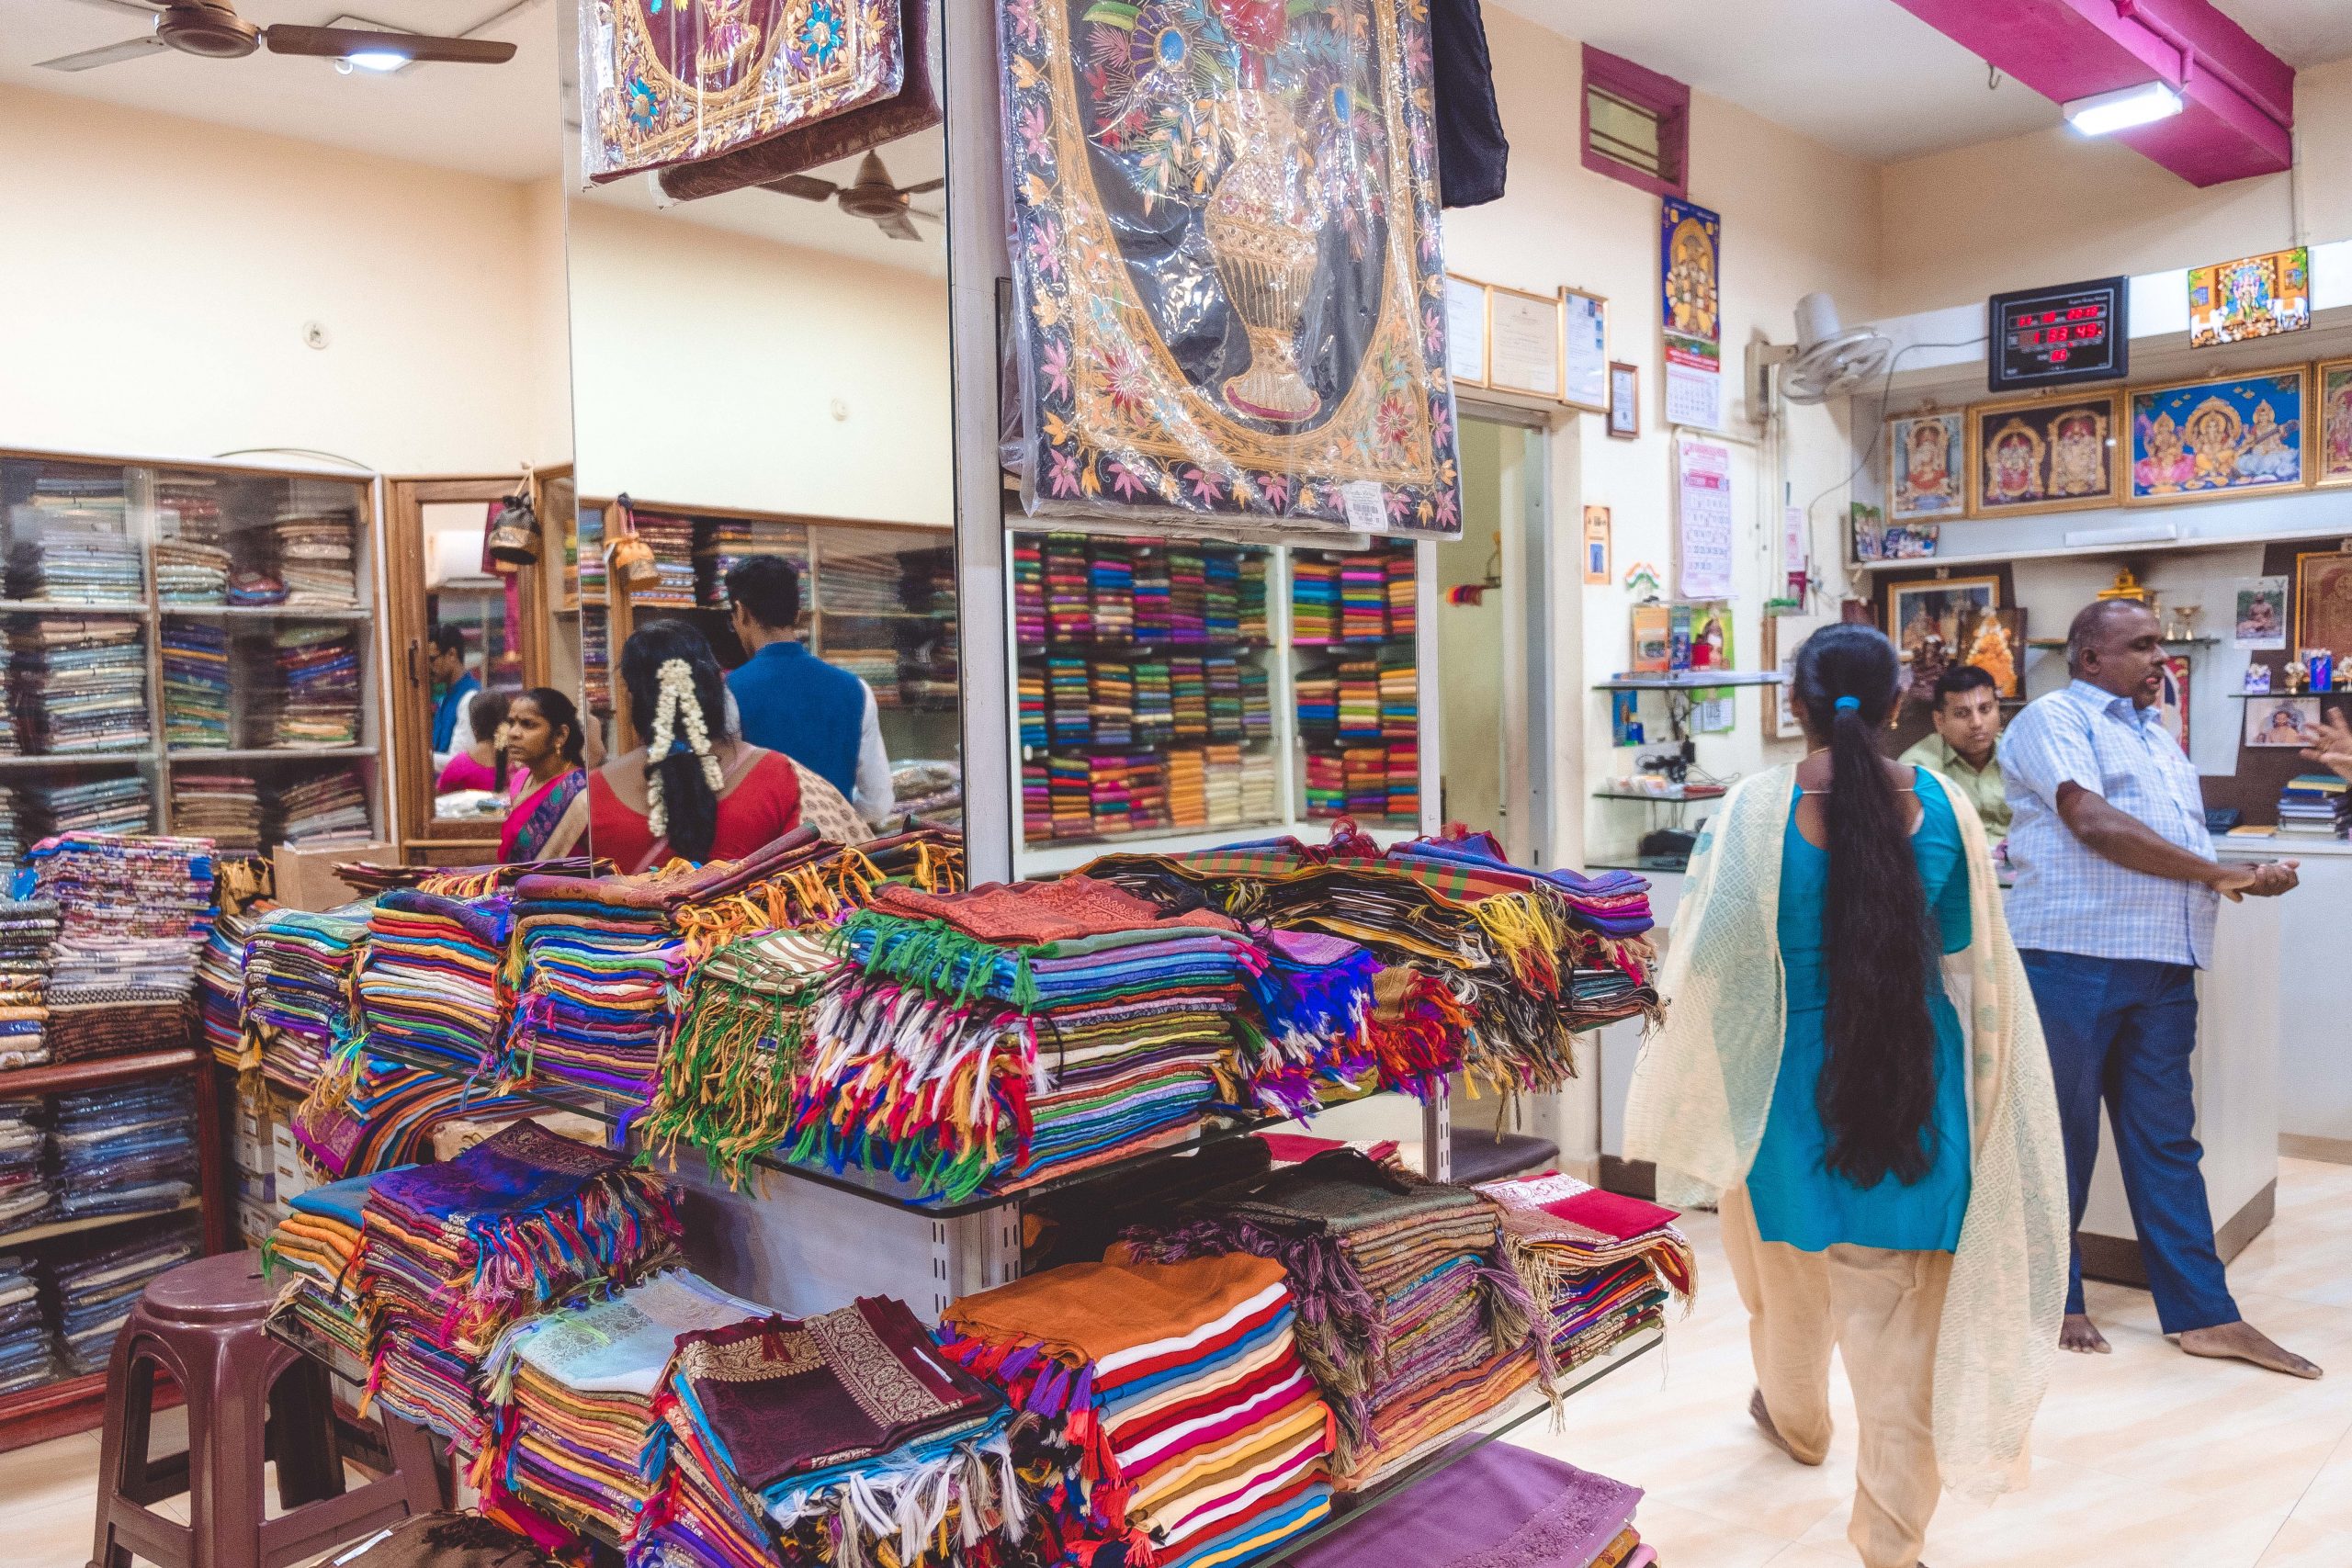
[[579, 0, 907, 182], [1001, 0, 1464, 536]]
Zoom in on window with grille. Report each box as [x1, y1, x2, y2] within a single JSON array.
[[1582, 45, 1690, 198]]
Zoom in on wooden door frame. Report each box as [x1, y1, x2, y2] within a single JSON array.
[[382, 474, 541, 860]]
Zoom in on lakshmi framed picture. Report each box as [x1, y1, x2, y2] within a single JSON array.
[[2127, 367, 2308, 502], [2316, 357, 2352, 488], [2293, 549, 2352, 657], [1887, 411, 1964, 524], [1966, 391, 2123, 517]]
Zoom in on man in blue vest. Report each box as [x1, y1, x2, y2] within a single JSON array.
[[725, 557, 893, 824], [428, 622, 481, 771]]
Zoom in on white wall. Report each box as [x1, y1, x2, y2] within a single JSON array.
[[565, 201, 954, 525], [1442, 10, 1884, 865], [0, 88, 565, 475]]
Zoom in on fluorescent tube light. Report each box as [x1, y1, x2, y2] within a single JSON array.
[[2063, 81, 2183, 137]]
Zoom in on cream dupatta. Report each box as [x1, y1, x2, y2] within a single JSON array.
[[1623, 763, 2069, 1500]]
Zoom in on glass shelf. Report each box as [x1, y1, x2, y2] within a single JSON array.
[[1590, 787, 1724, 803], [1595, 671, 1784, 690], [2232, 690, 2346, 699]]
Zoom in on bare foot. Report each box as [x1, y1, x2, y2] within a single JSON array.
[[2060, 1312, 2110, 1354], [2177, 1320, 2323, 1379], [1748, 1388, 1820, 1465]]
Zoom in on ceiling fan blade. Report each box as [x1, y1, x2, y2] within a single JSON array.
[[262, 25, 518, 64], [761, 175, 840, 201], [35, 35, 169, 72], [907, 207, 943, 223], [59, 0, 162, 14], [877, 209, 923, 243], [899, 178, 944, 197]]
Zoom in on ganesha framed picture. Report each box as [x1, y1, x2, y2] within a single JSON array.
[[1886, 411, 1963, 525], [1966, 391, 2122, 517], [2127, 367, 2308, 503]]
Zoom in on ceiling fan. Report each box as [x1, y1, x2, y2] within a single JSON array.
[[38, 0, 518, 73], [763, 152, 944, 242]]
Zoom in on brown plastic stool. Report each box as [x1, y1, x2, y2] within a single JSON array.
[[88, 1250, 444, 1568]]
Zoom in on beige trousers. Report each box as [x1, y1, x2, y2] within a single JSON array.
[[1719, 1185, 1952, 1568]]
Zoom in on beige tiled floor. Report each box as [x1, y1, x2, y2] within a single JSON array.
[[12, 1160, 2352, 1566]]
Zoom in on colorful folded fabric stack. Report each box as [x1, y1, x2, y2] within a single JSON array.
[[647, 928, 836, 1186], [0, 1250, 60, 1393], [272, 512, 359, 607], [293, 1055, 538, 1178], [161, 616, 232, 748], [692, 516, 806, 608], [1226, 928, 1379, 1117], [1044, 535, 1091, 643], [1476, 1171, 1691, 1372], [1284, 1438, 1644, 1568], [269, 624, 361, 748], [1017, 662, 1047, 747], [1383, 545, 1416, 638], [174, 771, 264, 856], [8, 618, 149, 753], [197, 904, 266, 1069], [52, 1078, 198, 1223], [360, 1121, 682, 1446], [484, 1269, 765, 1540], [356, 887, 516, 1075], [50, 1221, 201, 1374], [650, 1297, 1017, 1568], [243, 901, 371, 1089], [262, 1168, 390, 1365], [940, 1251, 1337, 1568], [1293, 556, 1340, 645], [228, 570, 287, 606], [153, 540, 232, 604], [22, 773, 147, 839], [23, 831, 216, 1000], [1012, 536, 1047, 646], [5, 525, 144, 604], [1166, 547, 1208, 642], [0, 1100, 51, 1236], [1340, 556, 1388, 642], [272, 765, 372, 846], [1127, 1150, 1545, 1488], [0, 896, 58, 1071]]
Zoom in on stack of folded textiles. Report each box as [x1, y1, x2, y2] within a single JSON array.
[[1292, 556, 1340, 644], [243, 902, 372, 1089], [939, 1250, 1337, 1567], [0, 1252, 60, 1393], [9, 618, 149, 753], [268, 625, 361, 747], [0, 896, 58, 1070], [49, 1221, 202, 1374], [160, 617, 232, 748], [1475, 1171, 1691, 1373], [6, 525, 144, 604], [0, 1100, 52, 1235], [816, 549, 906, 615], [273, 766, 372, 845], [1284, 1438, 1645, 1568], [293, 1054, 539, 1177], [798, 876, 1254, 1200], [197, 903, 266, 1069], [228, 570, 286, 606], [647, 926, 835, 1184], [23, 773, 147, 839], [356, 886, 517, 1075], [693, 517, 806, 608], [261, 1168, 387, 1370], [631, 513, 699, 608], [652, 1296, 1020, 1568], [1126, 1149, 1547, 1489], [1012, 536, 1047, 645], [28, 832, 215, 1059], [154, 483, 228, 604], [1226, 928, 1379, 1116], [272, 512, 359, 607], [174, 772, 264, 856], [481, 1269, 765, 1542], [52, 1078, 198, 1223], [0, 786, 22, 865], [359, 1121, 682, 1447]]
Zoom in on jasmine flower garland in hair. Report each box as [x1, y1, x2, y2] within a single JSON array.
[[645, 657, 724, 838]]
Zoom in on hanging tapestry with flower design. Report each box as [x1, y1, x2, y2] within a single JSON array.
[[579, 0, 905, 181], [1001, 0, 1464, 535]]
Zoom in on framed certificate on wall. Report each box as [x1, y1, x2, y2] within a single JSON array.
[[1444, 275, 1490, 388], [1488, 285, 1564, 400], [1564, 288, 1609, 412]]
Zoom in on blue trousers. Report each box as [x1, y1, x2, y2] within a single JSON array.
[[2018, 951, 2237, 1333]]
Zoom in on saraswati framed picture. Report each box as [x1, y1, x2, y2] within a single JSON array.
[[1967, 391, 2122, 517]]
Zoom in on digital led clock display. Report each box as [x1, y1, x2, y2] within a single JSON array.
[[1987, 277, 2129, 392]]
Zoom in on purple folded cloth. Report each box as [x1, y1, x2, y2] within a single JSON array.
[[1284, 1438, 1642, 1568]]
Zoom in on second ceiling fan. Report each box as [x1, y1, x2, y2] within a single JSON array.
[[39, 0, 518, 73]]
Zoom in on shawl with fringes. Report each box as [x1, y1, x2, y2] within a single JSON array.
[[1622, 763, 2068, 1501]]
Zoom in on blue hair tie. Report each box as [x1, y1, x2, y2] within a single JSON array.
[[1834, 695, 1860, 713]]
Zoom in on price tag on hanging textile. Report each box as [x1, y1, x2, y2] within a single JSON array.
[[1341, 481, 1389, 534]]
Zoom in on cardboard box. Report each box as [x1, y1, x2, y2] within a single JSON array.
[[271, 1121, 313, 1204], [238, 1200, 276, 1252], [273, 840, 393, 912]]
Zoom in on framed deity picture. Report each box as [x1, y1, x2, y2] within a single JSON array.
[[1887, 411, 1964, 523], [2158, 653, 2189, 754], [2245, 695, 2320, 749], [2317, 358, 2352, 488], [1966, 391, 2123, 516], [2127, 367, 2308, 502], [2188, 246, 2310, 347], [1966, 606, 2025, 698], [2293, 549, 2352, 657], [1763, 616, 1826, 738], [1882, 575, 1999, 691], [1607, 362, 1640, 438]]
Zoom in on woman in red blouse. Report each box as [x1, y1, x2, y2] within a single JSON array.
[[539, 621, 865, 871]]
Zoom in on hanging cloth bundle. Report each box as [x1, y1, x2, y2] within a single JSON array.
[[605, 493, 661, 590], [485, 492, 542, 570]]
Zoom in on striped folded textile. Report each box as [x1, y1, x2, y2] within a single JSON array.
[[645, 928, 833, 1187], [243, 902, 373, 1089], [359, 1121, 681, 1450], [793, 877, 1256, 1201], [356, 889, 515, 1076], [263, 1168, 393, 1365], [1474, 1171, 1691, 1371], [481, 1269, 765, 1541], [1125, 1149, 1547, 1488], [940, 1250, 1336, 1568], [1284, 1437, 1643, 1568]]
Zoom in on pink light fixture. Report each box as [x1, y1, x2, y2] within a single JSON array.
[[1888, 0, 2293, 186]]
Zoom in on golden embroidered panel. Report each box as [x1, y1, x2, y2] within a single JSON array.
[[1001, 0, 1464, 535]]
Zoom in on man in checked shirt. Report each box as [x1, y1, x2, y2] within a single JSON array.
[[2001, 599, 2312, 1376]]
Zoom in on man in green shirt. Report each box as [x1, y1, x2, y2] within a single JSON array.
[[1900, 663, 2011, 840]]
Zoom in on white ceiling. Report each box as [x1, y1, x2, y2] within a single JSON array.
[[1497, 0, 2352, 165]]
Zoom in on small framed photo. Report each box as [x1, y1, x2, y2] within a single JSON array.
[[1887, 411, 1964, 523], [1582, 506, 1611, 584], [2243, 664, 2273, 695], [2294, 549, 2352, 657], [2318, 357, 2352, 488], [2245, 695, 2320, 749], [1607, 362, 1640, 438]]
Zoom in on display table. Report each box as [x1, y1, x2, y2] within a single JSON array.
[[2240, 838, 2352, 1162]]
